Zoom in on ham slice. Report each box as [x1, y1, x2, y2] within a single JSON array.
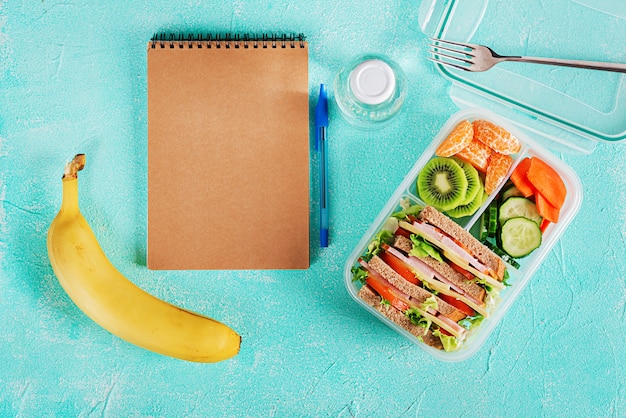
[[411, 221, 491, 274]]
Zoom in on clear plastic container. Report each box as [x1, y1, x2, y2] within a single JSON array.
[[418, 0, 626, 154], [343, 0, 624, 361], [343, 107, 583, 362]]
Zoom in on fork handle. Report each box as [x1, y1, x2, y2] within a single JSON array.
[[502, 56, 626, 73]]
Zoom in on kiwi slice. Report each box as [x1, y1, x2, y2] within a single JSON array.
[[448, 180, 484, 218], [481, 190, 489, 205], [417, 157, 468, 212], [452, 157, 481, 205]]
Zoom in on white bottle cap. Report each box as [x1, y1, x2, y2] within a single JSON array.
[[349, 59, 396, 105]]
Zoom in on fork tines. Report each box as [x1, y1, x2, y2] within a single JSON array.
[[428, 37, 475, 72]]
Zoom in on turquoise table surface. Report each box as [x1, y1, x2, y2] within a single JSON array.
[[1, 0, 625, 416]]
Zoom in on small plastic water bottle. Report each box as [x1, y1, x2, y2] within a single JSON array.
[[334, 53, 407, 129]]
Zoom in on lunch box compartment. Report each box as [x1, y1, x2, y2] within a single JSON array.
[[343, 108, 582, 362]]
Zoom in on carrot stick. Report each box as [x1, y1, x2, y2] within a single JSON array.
[[536, 193, 560, 223], [527, 157, 567, 209], [509, 157, 535, 198]]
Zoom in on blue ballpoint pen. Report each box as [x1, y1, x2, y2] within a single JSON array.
[[316, 84, 329, 247]]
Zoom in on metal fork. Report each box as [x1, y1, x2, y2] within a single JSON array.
[[428, 37, 626, 73]]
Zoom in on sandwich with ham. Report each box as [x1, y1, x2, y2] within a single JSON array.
[[352, 204, 508, 352]]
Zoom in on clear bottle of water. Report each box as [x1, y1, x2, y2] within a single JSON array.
[[334, 53, 407, 129]]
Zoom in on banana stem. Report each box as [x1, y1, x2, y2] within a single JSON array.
[[60, 154, 85, 215], [63, 154, 86, 179]]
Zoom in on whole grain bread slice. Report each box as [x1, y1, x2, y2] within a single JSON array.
[[393, 235, 413, 253], [418, 205, 505, 281], [357, 285, 443, 350]]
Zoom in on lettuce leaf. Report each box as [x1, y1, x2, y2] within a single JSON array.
[[409, 234, 444, 262], [391, 204, 424, 220], [351, 266, 368, 284], [405, 308, 431, 329], [422, 280, 439, 295], [471, 274, 507, 298], [502, 269, 511, 287], [421, 295, 438, 312], [471, 276, 494, 294], [365, 230, 395, 261], [433, 329, 461, 352], [459, 314, 484, 331]]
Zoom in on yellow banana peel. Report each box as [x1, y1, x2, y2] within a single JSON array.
[[47, 154, 241, 362]]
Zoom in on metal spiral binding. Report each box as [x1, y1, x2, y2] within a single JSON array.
[[150, 33, 306, 49]]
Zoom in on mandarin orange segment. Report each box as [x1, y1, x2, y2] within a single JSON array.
[[435, 120, 474, 157], [472, 119, 521, 155], [484, 152, 513, 195], [454, 139, 492, 172]]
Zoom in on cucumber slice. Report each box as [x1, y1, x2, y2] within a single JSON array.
[[499, 197, 542, 226], [500, 217, 542, 258], [501, 184, 523, 202], [478, 211, 488, 241]]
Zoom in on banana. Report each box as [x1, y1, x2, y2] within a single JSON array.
[[47, 154, 241, 362]]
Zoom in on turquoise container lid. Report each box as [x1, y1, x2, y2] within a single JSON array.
[[419, 0, 626, 154]]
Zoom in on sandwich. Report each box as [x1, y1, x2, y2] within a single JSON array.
[[352, 203, 508, 352]]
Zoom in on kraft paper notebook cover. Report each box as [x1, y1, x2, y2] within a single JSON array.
[[147, 34, 310, 270]]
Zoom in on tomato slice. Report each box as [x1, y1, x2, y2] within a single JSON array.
[[449, 262, 475, 281], [379, 250, 422, 286], [437, 327, 453, 336], [365, 275, 410, 312], [437, 293, 475, 316], [394, 227, 412, 239]]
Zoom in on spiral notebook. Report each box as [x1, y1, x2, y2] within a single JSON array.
[[147, 34, 310, 270]]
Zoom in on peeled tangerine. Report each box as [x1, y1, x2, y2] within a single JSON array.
[[454, 139, 492, 172], [485, 152, 513, 195], [436, 120, 474, 157], [473, 119, 521, 155]]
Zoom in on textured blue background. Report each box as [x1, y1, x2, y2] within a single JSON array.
[[1, 1, 625, 416]]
